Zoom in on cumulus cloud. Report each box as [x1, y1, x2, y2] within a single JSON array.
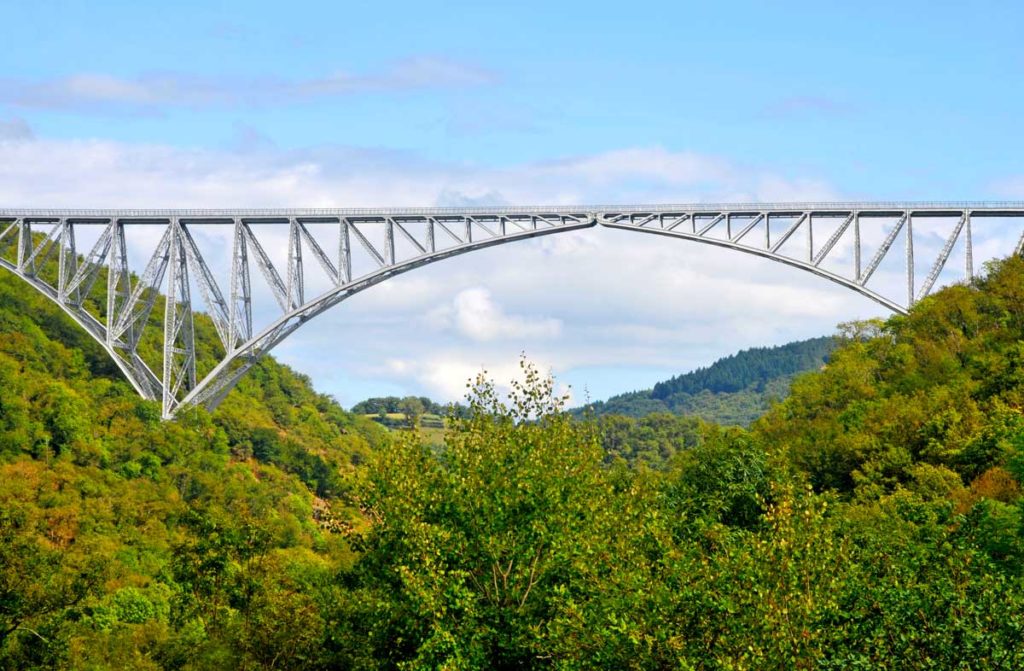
[[0, 57, 497, 114], [427, 288, 563, 341]]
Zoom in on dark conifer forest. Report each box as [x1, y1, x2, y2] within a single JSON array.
[[575, 336, 835, 426], [651, 336, 834, 397]]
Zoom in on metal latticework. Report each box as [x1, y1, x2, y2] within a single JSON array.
[[1, 203, 1022, 418]]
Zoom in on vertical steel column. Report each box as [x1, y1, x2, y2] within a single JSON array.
[[427, 218, 436, 253], [384, 218, 395, 265], [106, 220, 132, 345], [339, 219, 352, 284], [807, 213, 814, 262], [287, 218, 304, 309], [965, 211, 974, 280], [162, 220, 197, 418], [179, 222, 197, 404], [16, 219, 30, 271], [854, 212, 862, 281], [162, 222, 180, 418], [906, 211, 914, 307], [57, 220, 76, 301], [228, 219, 252, 351]]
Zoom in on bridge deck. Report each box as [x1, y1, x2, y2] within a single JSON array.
[[2, 201, 1024, 220]]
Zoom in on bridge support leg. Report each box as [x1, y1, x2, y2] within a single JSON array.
[[906, 212, 914, 307], [966, 212, 973, 280], [162, 221, 197, 419]]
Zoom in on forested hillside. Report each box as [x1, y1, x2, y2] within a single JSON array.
[[654, 336, 835, 397], [5, 257, 1024, 668], [0, 269, 387, 669], [578, 336, 835, 425]]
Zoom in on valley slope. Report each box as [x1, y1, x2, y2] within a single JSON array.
[[575, 335, 835, 426]]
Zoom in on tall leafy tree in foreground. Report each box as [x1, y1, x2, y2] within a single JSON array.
[[340, 361, 611, 669]]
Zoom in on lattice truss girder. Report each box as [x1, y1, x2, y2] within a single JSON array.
[[0, 210, 591, 418], [1, 204, 1023, 418], [597, 206, 1024, 313]]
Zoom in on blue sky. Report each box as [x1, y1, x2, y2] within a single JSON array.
[[3, 1, 1024, 405], [8, 0, 1023, 195]]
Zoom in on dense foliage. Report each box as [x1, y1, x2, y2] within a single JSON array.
[[0, 270, 387, 669], [351, 396, 464, 419], [597, 412, 704, 469], [578, 336, 834, 426], [5, 257, 1024, 668], [756, 258, 1024, 501]]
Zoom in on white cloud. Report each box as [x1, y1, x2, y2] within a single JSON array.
[[0, 57, 497, 114], [5, 135, 1018, 406], [0, 138, 839, 210], [427, 287, 562, 341], [377, 355, 570, 407]]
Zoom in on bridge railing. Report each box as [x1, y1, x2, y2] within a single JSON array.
[[3, 201, 1024, 220]]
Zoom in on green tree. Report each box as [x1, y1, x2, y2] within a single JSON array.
[[0, 508, 105, 666], [398, 397, 426, 430], [340, 361, 610, 669]]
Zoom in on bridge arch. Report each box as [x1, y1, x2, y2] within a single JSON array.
[[1, 203, 1021, 418]]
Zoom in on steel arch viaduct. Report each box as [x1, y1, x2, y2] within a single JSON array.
[[2, 202, 1022, 418]]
